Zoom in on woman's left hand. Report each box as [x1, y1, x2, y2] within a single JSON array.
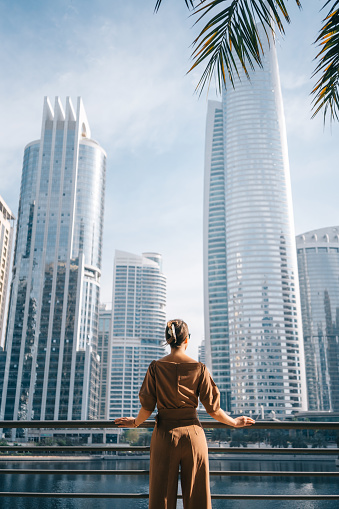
[[233, 416, 255, 428], [114, 417, 137, 428]]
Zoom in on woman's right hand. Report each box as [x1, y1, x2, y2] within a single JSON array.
[[114, 417, 137, 428], [233, 416, 255, 428]]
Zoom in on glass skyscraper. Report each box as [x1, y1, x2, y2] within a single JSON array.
[[0, 97, 106, 423], [98, 304, 112, 419], [204, 28, 307, 416], [109, 250, 166, 419], [0, 196, 15, 348], [296, 227, 339, 412]]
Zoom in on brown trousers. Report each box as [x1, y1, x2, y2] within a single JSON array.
[[149, 408, 212, 509]]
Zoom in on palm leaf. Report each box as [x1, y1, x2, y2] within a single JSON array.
[[189, 0, 301, 94], [154, 0, 195, 13], [311, 0, 339, 122]]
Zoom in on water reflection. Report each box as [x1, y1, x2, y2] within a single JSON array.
[[0, 459, 338, 509]]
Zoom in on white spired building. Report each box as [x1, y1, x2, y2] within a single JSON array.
[[0, 97, 106, 426], [203, 27, 307, 417], [109, 250, 166, 419], [0, 197, 15, 348]]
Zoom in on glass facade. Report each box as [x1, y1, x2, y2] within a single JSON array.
[[297, 227, 339, 411], [204, 27, 307, 417], [203, 101, 230, 411], [98, 305, 112, 419], [109, 251, 166, 418], [198, 339, 206, 364], [0, 97, 106, 425], [0, 197, 15, 348]]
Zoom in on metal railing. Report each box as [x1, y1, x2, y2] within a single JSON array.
[[0, 420, 338, 501]]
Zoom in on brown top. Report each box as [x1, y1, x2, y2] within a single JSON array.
[[139, 360, 220, 414]]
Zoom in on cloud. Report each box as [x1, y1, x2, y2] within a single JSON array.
[[1, 0, 338, 360]]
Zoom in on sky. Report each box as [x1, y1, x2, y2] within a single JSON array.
[[0, 0, 338, 359]]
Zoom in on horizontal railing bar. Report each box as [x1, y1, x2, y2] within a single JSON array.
[[210, 471, 339, 477], [0, 446, 149, 452], [0, 469, 339, 477], [205, 422, 339, 430], [1, 493, 339, 500], [1, 446, 338, 454], [208, 447, 339, 454], [1, 420, 339, 430], [0, 469, 148, 475]]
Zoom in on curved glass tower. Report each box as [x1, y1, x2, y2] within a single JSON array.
[[204, 29, 307, 416], [297, 227, 339, 411], [0, 97, 106, 423]]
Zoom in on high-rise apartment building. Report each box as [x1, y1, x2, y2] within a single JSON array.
[[0, 197, 15, 348], [198, 339, 206, 364], [296, 227, 339, 412], [98, 304, 112, 419], [203, 28, 307, 416], [109, 250, 166, 418], [0, 97, 106, 423]]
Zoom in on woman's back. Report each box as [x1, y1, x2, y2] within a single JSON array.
[[115, 318, 255, 509], [139, 359, 220, 414]]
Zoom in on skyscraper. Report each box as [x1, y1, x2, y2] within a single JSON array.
[[203, 28, 307, 416], [109, 250, 166, 418], [0, 197, 15, 348], [0, 97, 106, 423], [98, 304, 112, 419], [198, 339, 206, 364], [296, 227, 339, 412]]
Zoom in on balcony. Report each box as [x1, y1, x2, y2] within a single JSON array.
[[0, 420, 338, 502]]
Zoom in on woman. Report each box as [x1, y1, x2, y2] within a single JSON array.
[[115, 319, 255, 509]]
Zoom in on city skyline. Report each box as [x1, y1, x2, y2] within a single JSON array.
[[0, 0, 338, 360], [0, 97, 106, 423]]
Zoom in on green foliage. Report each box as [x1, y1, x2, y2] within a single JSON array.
[[155, 0, 194, 11], [290, 432, 308, 448], [290, 437, 308, 448], [312, 0, 339, 121], [250, 429, 267, 444], [268, 430, 288, 448], [230, 430, 248, 447], [135, 430, 153, 446], [310, 431, 328, 448], [190, 0, 300, 91], [210, 427, 230, 443], [155, 0, 339, 122], [120, 429, 141, 445]]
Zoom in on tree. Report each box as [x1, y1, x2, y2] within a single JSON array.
[[120, 428, 140, 445], [155, 1, 339, 122], [269, 430, 288, 448], [210, 427, 230, 444], [229, 430, 248, 447], [311, 431, 328, 448]]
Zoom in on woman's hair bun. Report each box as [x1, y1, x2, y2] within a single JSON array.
[[165, 319, 189, 348]]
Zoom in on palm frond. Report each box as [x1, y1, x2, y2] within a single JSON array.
[[189, 0, 302, 94], [311, 0, 339, 122], [154, 0, 195, 13]]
